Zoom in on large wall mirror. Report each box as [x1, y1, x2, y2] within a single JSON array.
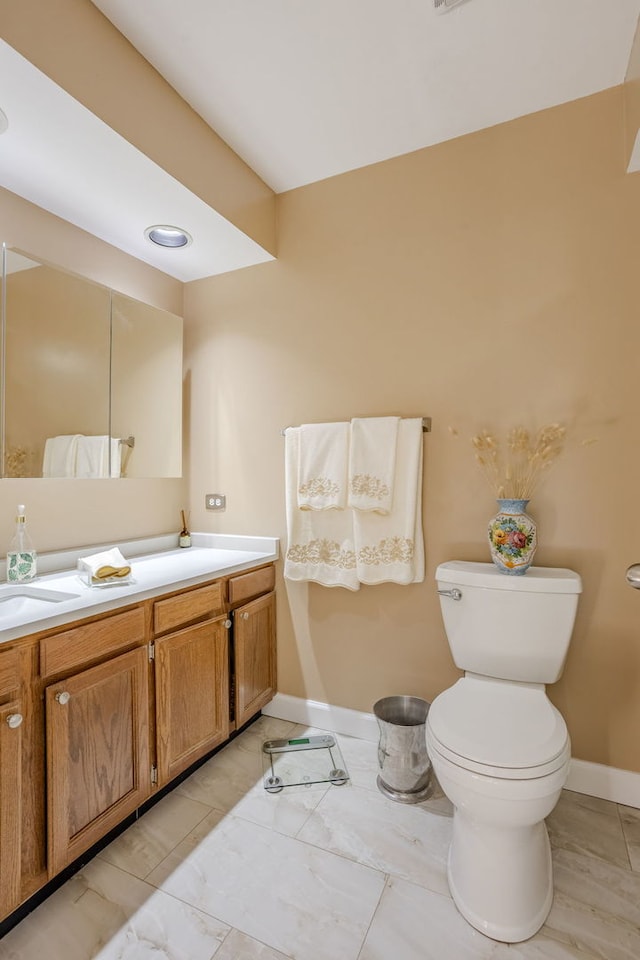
[[0, 246, 183, 478]]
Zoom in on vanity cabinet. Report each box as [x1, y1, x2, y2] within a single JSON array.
[[233, 592, 276, 728], [42, 607, 150, 875], [153, 583, 230, 787], [228, 566, 276, 729], [0, 560, 276, 926], [0, 646, 23, 917]]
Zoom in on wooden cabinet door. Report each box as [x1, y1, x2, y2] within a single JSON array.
[[154, 617, 230, 787], [0, 699, 23, 917], [234, 591, 276, 728], [46, 647, 150, 876]]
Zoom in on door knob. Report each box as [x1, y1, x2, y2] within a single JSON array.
[[626, 564, 640, 589]]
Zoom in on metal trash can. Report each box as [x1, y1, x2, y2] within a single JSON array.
[[373, 695, 432, 803]]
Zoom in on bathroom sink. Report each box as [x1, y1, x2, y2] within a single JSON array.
[[0, 584, 81, 619]]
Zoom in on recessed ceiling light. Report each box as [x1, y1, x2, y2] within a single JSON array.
[[144, 225, 192, 248], [0, 107, 8, 135]]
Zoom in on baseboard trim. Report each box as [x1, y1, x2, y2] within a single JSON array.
[[262, 693, 379, 742], [564, 758, 640, 809], [262, 693, 640, 809]]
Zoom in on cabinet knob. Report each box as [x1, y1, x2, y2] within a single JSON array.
[[242, 612, 249, 620], [224, 619, 232, 629], [6, 713, 23, 729], [55, 691, 71, 705]]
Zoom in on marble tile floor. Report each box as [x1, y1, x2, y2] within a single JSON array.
[[1, 715, 639, 960]]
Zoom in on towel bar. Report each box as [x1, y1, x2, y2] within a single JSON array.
[[281, 417, 431, 436]]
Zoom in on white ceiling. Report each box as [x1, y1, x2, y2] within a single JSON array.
[[0, 40, 273, 282], [1, 1, 639, 281], [91, 0, 640, 192]]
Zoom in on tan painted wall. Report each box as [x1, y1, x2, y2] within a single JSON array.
[[0, 187, 188, 552], [1, 187, 182, 314], [185, 86, 640, 774], [0, 0, 276, 254]]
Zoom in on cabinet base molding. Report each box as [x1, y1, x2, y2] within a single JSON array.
[[0, 711, 263, 940], [0, 809, 137, 941], [262, 694, 640, 809], [1, 561, 276, 928]]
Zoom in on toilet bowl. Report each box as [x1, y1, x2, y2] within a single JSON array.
[[426, 675, 571, 941], [430, 561, 582, 942]]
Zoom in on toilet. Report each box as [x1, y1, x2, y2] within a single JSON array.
[[426, 560, 582, 943]]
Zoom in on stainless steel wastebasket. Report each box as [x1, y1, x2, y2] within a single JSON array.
[[373, 695, 432, 803]]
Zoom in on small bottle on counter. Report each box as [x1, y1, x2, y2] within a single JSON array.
[[7, 504, 37, 582], [179, 509, 191, 548]]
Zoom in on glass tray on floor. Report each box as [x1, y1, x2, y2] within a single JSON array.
[[262, 734, 349, 793]]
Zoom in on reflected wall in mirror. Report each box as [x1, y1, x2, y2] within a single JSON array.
[[3, 251, 111, 478], [111, 293, 183, 479], [1, 247, 183, 479]]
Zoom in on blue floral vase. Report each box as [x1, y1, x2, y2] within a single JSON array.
[[488, 499, 537, 575]]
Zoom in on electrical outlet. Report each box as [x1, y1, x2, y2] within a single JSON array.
[[205, 493, 226, 510]]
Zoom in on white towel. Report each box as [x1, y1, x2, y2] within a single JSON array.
[[76, 437, 121, 478], [285, 427, 359, 590], [42, 435, 81, 478], [353, 418, 425, 586], [109, 438, 122, 478], [77, 546, 131, 584], [348, 417, 399, 514], [297, 422, 349, 510]]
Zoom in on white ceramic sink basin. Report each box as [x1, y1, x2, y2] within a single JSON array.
[[0, 584, 81, 618]]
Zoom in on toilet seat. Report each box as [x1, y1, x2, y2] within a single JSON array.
[[427, 675, 569, 780], [427, 727, 570, 780]]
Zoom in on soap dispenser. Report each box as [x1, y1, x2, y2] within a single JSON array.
[[7, 504, 37, 582]]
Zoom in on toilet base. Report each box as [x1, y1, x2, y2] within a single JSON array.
[[447, 812, 554, 943]]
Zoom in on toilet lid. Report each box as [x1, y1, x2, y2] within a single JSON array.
[[427, 676, 568, 772]]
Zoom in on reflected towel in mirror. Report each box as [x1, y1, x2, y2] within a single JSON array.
[[42, 434, 82, 477], [75, 436, 121, 478]]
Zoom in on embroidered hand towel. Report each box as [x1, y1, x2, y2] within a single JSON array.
[[353, 417, 425, 586], [42, 435, 81, 478], [348, 416, 399, 514], [297, 422, 349, 510], [285, 427, 359, 590]]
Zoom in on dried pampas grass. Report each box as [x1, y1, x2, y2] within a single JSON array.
[[470, 423, 567, 500]]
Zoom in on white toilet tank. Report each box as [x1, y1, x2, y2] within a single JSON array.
[[436, 561, 582, 683]]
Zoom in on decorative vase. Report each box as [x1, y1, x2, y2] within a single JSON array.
[[488, 499, 537, 575]]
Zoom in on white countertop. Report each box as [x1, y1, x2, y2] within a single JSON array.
[[0, 533, 279, 644]]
